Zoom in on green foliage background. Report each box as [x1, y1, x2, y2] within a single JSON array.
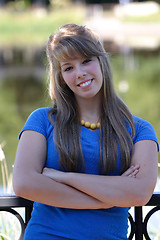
[[0, 4, 159, 181]]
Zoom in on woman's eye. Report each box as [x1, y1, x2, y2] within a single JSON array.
[[64, 66, 72, 72], [83, 59, 92, 64]]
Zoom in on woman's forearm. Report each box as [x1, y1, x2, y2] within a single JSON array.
[[42, 165, 140, 208], [13, 131, 113, 209], [44, 170, 142, 207], [14, 170, 113, 209], [47, 140, 158, 208], [61, 172, 145, 207], [42, 164, 153, 207]]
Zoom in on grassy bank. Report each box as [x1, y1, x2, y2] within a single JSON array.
[[0, 5, 85, 46], [121, 12, 160, 23]]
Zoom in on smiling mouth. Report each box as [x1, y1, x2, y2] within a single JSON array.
[[78, 79, 93, 87]]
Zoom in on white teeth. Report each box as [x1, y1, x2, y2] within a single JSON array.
[[80, 80, 91, 87]]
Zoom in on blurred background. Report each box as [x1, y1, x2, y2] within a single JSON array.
[[0, 0, 160, 239], [0, 0, 160, 193]]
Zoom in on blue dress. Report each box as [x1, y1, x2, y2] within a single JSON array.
[[19, 107, 159, 240]]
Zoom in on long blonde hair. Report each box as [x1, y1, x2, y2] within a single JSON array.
[[46, 24, 135, 174]]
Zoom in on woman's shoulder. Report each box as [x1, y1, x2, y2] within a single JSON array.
[[133, 115, 148, 123], [27, 107, 56, 122], [29, 107, 52, 117], [132, 115, 159, 150], [132, 115, 154, 129], [19, 107, 54, 139]]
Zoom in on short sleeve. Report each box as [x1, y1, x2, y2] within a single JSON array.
[[133, 116, 159, 151], [19, 108, 51, 139]]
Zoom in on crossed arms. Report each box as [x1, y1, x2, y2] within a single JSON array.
[[13, 130, 158, 209]]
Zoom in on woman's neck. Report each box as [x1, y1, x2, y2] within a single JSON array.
[[77, 97, 102, 123]]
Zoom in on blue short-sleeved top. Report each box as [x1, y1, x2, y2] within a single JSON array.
[[20, 107, 159, 240]]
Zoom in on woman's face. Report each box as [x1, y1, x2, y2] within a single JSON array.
[[60, 56, 103, 102]]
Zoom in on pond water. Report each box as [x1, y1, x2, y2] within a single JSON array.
[[0, 44, 160, 194]]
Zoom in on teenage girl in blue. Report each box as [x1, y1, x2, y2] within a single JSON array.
[[13, 24, 159, 240]]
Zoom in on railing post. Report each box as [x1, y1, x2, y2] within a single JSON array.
[[25, 205, 33, 227], [134, 206, 143, 240]]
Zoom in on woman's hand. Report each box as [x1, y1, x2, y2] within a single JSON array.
[[122, 164, 140, 178], [42, 168, 65, 183]]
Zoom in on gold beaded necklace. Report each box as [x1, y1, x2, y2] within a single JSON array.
[[80, 120, 100, 130]]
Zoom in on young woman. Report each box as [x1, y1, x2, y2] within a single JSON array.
[[13, 24, 159, 240]]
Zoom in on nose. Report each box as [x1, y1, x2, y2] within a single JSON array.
[[77, 73, 86, 79], [76, 66, 86, 79]]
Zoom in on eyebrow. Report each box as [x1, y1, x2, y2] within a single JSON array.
[[61, 62, 71, 68]]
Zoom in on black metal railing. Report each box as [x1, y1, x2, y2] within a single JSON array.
[[0, 193, 160, 240], [0, 195, 33, 240], [129, 193, 160, 240]]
